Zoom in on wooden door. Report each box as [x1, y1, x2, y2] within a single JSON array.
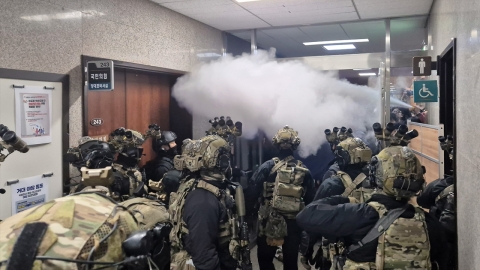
[[85, 68, 190, 167], [87, 68, 127, 140], [125, 71, 171, 166]]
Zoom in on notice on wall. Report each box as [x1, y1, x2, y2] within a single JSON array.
[[15, 86, 53, 145], [11, 175, 49, 215]]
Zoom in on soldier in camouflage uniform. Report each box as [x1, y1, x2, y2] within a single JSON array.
[[169, 135, 240, 270], [301, 136, 373, 269], [0, 192, 139, 269], [297, 146, 449, 270], [248, 126, 315, 270], [417, 135, 455, 269]]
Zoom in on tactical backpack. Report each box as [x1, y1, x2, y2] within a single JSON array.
[[169, 179, 236, 269], [120, 197, 170, 230], [345, 202, 432, 270], [436, 184, 455, 234], [268, 156, 308, 218], [0, 193, 138, 270], [336, 171, 374, 203]]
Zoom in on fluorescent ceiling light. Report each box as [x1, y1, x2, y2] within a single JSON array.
[[323, 44, 356, 50], [21, 10, 103, 21], [236, 0, 260, 2], [197, 53, 222, 58], [353, 68, 371, 70], [359, 73, 377, 76], [304, 39, 369, 46]]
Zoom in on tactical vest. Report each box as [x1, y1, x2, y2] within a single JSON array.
[[169, 178, 236, 269], [263, 156, 308, 219], [336, 171, 374, 203], [344, 202, 432, 270], [435, 184, 455, 233]]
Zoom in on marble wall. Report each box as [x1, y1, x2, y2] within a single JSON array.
[[0, 0, 225, 147], [428, 0, 480, 268]]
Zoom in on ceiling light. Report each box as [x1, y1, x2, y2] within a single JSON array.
[[353, 68, 371, 70], [21, 10, 103, 21], [304, 39, 369, 46], [359, 73, 377, 76], [236, 0, 260, 2], [323, 44, 356, 50], [197, 53, 222, 58]]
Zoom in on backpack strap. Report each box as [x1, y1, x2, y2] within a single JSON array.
[[196, 180, 222, 198], [341, 173, 367, 197], [348, 204, 408, 253], [269, 156, 294, 175], [435, 184, 454, 203]]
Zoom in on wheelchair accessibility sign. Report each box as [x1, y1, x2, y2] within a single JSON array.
[[414, 80, 438, 103]]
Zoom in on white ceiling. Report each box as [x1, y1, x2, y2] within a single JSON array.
[[152, 0, 433, 31], [229, 16, 428, 57], [152, 0, 432, 58]]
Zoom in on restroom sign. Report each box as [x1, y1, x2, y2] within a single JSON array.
[[412, 56, 432, 76], [87, 60, 114, 91]]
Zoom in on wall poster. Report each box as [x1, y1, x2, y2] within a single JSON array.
[[15, 86, 52, 145], [10, 174, 49, 215]]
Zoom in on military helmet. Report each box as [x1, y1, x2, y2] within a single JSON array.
[[174, 135, 230, 172], [335, 137, 372, 166], [370, 146, 425, 199], [0, 193, 138, 269], [272, 125, 301, 150], [154, 131, 177, 147]]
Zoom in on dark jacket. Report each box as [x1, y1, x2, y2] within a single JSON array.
[[296, 194, 449, 269], [183, 180, 237, 270], [144, 156, 174, 182], [248, 151, 316, 206], [417, 176, 454, 215], [314, 164, 365, 201]]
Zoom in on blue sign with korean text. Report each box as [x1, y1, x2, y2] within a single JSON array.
[[414, 80, 438, 103], [87, 60, 114, 91]]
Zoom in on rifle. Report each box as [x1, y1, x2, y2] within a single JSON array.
[[235, 185, 253, 270]]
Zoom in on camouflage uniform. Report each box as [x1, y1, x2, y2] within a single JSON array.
[[297, 146, 449, 270], [0, 192, 138, 269], [250, 126, 316, 270], [169, 135, 240, 270]]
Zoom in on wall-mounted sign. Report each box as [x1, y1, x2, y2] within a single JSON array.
[[87, 60, 114, 91], [15, 86, 52, 145], [90, 118, 104, 126], [11, 175, 49, 215], [414, 80, 438, 103], [412, 56, 432, 76]]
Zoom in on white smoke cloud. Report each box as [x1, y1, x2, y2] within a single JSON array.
[[172, 50, 409, 158]]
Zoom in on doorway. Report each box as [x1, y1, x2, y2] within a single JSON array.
[[438, 39, 456, 175], [82, 56, 192, 166]]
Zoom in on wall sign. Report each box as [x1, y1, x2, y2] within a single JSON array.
[[87, 60, 114, 91], [412, 56, 432, 76], [414, 80, 438, 103], [90, 118, 104, 126], [11, 175, 49, 215], [15, 86, 53, 145]]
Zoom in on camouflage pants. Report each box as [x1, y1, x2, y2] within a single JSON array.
[[171, 250, 195, 270]]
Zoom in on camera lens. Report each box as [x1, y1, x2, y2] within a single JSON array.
[[386, 123, 395, 132], [125, 131, 133, 139], [397, 125, 408, 135], [2, 130, 17, 143], [333, 127, 339, 133], [438, 136, 446, 142], [372, 123, 382, 133], [324, 129, 331, 135], [0, 124, 9, 137], [340, 127, 347, 132]]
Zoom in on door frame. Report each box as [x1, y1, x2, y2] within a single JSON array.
[[81, 55, 186, 136], [437, 38, 457, 269], [0, 68, 70, 189]]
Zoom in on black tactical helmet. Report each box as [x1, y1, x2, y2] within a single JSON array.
[[153, 131, 177, 152]]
